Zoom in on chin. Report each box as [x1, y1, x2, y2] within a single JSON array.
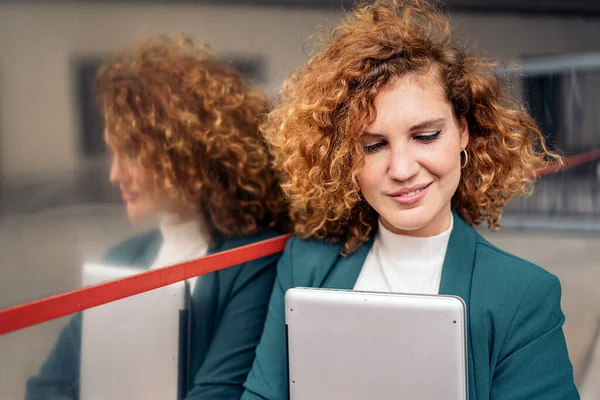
[[126, 205, 153, 222], [385, 199, 453, 236], [383, 208, 437, 234], [391, 219, 430, 233]]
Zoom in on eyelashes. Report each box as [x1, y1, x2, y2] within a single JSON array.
[[363, 130, 442, 153], [363, 142, 386, 153], [414, 130, 441, 143]]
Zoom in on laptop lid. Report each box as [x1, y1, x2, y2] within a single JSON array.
[[80, 263, 189, 400], [285, 288, 468, 400]]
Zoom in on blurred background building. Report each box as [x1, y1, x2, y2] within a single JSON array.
[[0, 0, 599, 399]]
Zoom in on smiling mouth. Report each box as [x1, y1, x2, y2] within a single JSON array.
[[389, 182, 432, 197], [388, 182, 432, 205], [397, 187, 426, 198], [121, 191, 137, 201]]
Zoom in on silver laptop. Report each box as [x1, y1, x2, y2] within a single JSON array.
[[80, 263, 190, 400], [285, 288, 468, 400]]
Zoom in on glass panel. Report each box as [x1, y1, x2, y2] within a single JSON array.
[[0, 1, 327, 307]]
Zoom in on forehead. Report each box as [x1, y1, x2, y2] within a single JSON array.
[[104, 128, 132, 154], [104, 129, 118, 149], [369, 67, 450, 129]]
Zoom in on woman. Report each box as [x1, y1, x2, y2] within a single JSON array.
[[242, 1, 578, 399], [26, 37, 288, 400]]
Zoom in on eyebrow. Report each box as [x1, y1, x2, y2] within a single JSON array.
[[408, 118, 446, 132], [364, 117, 446, 137]]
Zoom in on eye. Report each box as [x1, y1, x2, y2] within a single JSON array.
[[363, 141, 387, 153], [415, 130, 441, 143], [124, 147, 139, 161]]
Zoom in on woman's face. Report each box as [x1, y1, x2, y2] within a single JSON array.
[[357, 67, 469, 237], [105, 134, 167, 221]]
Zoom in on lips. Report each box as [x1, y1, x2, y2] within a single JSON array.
[[396, 187, 426, 198], [389, 183, 432, 197], [121, 190, 138, 202], [388, 182, 432, 205]]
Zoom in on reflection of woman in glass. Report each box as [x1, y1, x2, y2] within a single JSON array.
[[242, 1, 578, 399], [26, 37, 288, 400]]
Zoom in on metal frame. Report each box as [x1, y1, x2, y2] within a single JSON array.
[[516, 52, 600, 77]]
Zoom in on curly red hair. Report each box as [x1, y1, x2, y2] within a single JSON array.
[[97, 36, 288, 242], [262, 0, 562, 254]]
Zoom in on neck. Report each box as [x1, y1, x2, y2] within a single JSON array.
[[374, 213, 454, 263], [158, 213, 208, 244], [158, 212, 197, 227]]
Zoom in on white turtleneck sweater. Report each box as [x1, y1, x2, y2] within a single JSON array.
[[151, 215, 209, 292], [353, 214, 453, 295]]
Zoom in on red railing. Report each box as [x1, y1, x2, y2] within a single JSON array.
[[539, 148, 600, 176], [0, 234, 291, 335]]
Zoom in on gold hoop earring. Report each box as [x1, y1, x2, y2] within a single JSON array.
[[461, 149, 468, 169]]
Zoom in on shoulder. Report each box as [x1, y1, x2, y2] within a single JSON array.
[[212, 230, 289, 285], [473, 232, 557, 285], [102, 230, 161, 266], [283, 235, 344, 262], [276, 235, 347, 285], [452, 212, 558, 294], [217, 229, 284, 252], [470, 231, 563, 322]]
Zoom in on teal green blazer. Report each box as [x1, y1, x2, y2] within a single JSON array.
[[242, 214, 579, 399], [26, 230, 281, 400]]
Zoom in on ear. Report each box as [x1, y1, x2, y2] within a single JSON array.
[[459, 117, 469, 150]]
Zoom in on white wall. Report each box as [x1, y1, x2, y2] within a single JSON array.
[[0, 2, 599, 180]]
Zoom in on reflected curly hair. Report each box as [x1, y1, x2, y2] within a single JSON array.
[[262, 0, 562, 254], [97, 36, 288, 242]]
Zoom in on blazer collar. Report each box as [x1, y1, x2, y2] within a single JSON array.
[[323, 210, 477, 297], [322, 236, 375, 290]]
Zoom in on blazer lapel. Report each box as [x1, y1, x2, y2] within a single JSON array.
[[438, 211, 477, 397], [438, 213, 476, 300], [321, 214, 478, 295], [322, 238, 375, 290]]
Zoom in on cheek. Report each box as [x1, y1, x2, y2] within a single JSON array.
[[133, 167, 161, 207], [420, 142, 461, 179], [357, 157, 383, 195], [423, 155, 458, 179], [133, 167, 154, 191]]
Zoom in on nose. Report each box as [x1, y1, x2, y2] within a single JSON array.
[[109, 155, 123, 184], [388, 146, 420, 182]]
